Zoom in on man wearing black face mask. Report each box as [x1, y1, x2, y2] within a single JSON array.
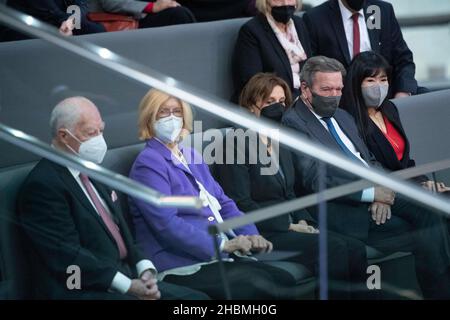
[[232, 0, 312, 103], [303, 0, 423, 99], [282, 56, 450, 299]]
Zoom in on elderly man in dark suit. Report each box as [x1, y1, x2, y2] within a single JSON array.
[[17, 96, 209, 299], [281, 55, 450, 299], [303, 0, 422, 98]]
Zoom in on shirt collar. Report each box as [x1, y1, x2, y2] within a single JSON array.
[[50, 143, 81, 178], [310, 107, 327, 122], [147, 137, 185, 162], [266, 14, 294, 33], [338, 0, 364, 20], [68, 167, 80, 179]]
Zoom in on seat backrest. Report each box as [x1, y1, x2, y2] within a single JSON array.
[[394, 89, 450, 182], [394, 90, 450, 164], [102, 143, 145, 235], [0, 163, 35, 299]]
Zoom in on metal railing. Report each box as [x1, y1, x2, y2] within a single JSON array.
[[212, 158, 450, 234], [0, 123, 203, 210], [398, 13, 450, 28]]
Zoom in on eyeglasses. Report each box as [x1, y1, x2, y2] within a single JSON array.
[[157, 108, 183, 118]]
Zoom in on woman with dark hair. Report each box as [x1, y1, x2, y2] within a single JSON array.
[[217, 72, 369, 299], [341, 51, 449, 193]]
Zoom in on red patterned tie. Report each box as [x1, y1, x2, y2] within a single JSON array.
[[79, 174, 128, 259], [352, 13, 361, 58]]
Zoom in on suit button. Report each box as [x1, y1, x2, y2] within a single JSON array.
[[208, 216, 215, 222]]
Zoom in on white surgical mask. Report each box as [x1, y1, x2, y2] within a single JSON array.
[[65, 129, 108, 164], [154, 115, 183, 144], [361, 83, 389, 108]]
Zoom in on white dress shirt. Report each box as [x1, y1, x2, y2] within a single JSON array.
[[68, 167, 157, 294], [338, 0, 372, 60], [309, 111, 375, 203]]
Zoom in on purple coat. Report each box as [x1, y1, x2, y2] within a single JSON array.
[[128, 138, 259, 272]]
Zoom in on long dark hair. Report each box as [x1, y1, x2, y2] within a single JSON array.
[[340, 51, 392, 144]]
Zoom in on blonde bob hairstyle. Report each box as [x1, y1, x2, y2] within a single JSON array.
[[138, 88, 193, 140], [255, 0, 303, 14]]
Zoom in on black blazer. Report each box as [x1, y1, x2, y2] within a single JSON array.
[[282, 100, 384, 239], [366, 101, 428, 183], [303, 0, 418, 95], [216, 130, 315, 236], [232, 13, 312, 102], [17, 159, 144, 298], [282, 99, 379, 200]]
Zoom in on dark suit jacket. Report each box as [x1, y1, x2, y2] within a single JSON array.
[[232, 13, 312, 102], [17, 158, 144, 298], [282, 99, 379, 200], [282, 100, 382, 240], [303, 0, 418, 95], [6, 0, 104, 34], [366, 101, 428, 183], [216, 130, 315, 237]]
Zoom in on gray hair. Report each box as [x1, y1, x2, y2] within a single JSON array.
[[49, 96, 93, 138], [255, 0, 303, 14], [300, 56, 347, 86]]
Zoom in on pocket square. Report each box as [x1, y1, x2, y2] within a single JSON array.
[[111, 190, 118, 202]]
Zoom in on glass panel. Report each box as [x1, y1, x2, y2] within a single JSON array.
[[1, 5, 449, 301]]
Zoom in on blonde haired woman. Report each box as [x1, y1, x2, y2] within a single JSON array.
[[128, 89, 300, 299], [232, 0, 310, 102]]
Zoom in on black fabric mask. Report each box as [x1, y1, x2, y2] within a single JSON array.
[[260, 102, 285, 123], [309, 91, 341, 118], [271, 5, 296, 24], [346, 0, 365, 11]]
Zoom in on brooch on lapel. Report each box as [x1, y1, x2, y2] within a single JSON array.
[[111, 190, 118, 202]]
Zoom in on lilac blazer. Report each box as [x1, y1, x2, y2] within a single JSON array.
[[128, 138, 259, 272]]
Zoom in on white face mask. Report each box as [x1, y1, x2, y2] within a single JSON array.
[[154, 115, 183, 144], [65, 129, 108, 164]]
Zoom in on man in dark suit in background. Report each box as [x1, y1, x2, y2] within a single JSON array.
[[282, 55, 450, 299], [17, 96, 208, 299], [303, 0, 422, 98]]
